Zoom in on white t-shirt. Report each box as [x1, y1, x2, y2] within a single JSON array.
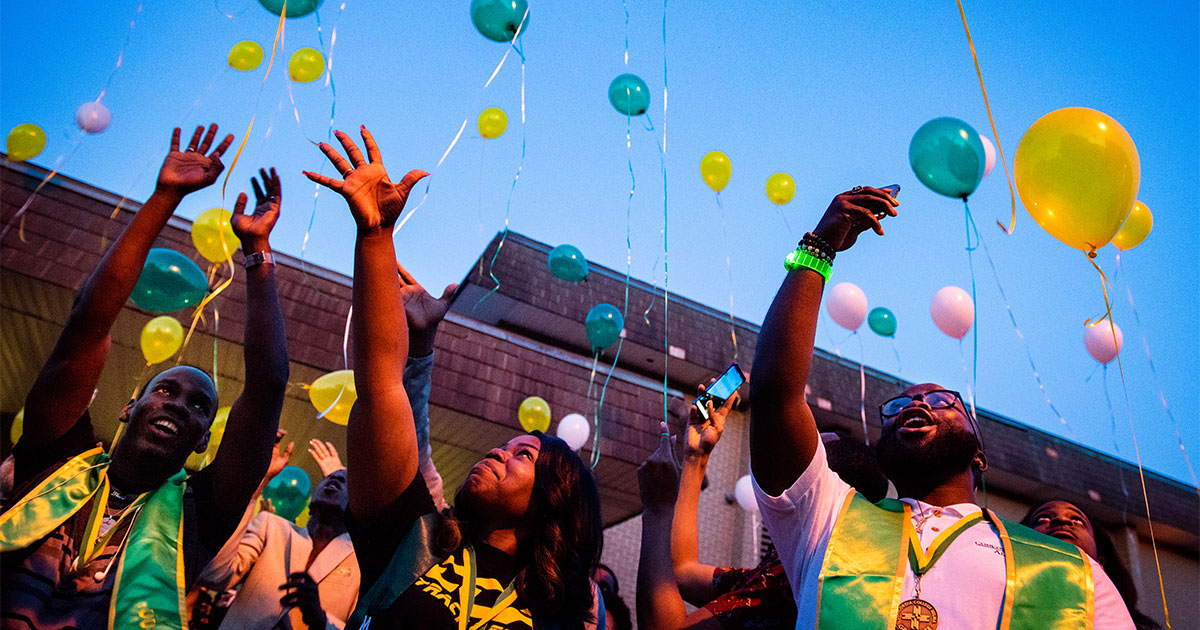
[[753, 440, 1135, 629]]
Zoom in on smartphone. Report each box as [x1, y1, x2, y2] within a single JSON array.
[[694, 362, 746, 420], [876, 184, 900, 218]]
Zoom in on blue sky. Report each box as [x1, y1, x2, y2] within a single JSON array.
[[2, 1, 1196, 485]]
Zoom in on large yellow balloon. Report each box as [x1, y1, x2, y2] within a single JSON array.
[[309, 370, 356, 425], [765, 172, 795, 205], [186, 406, 230, 471], [517, 396, 551, 433], [700, 151, 732, 192], [1014, 107, 1140, 252], [478, 107, 508, 139], [192, 208, 241, 263], [141, 316, 184, 365], [1111, 200, 1152, 251], [289, 47, 326, 83]]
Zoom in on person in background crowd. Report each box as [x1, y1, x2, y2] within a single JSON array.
[[745, 186, 1133, 629], [1022, 500, 1162, 630], [593, 563, 632, 630], [305, 127, 603, 629], [196, 437, 358, 630], [0, 125, 289, 630]]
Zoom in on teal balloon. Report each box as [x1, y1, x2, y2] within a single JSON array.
[[548, 244, 589, 282], [130, 249, 208, 313], [608, 74, 650, 116], [868, 307, 897, 337], [262, 465, 311, 522], [585, 303, 624, 349], [258, 0, 323, 17], [470, 0, 529, 42], [909, 117, 986, 199]]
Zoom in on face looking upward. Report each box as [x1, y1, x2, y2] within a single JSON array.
[[1027, 500, 1099, 560], [311, 469, 349, 511], [116, 366, 218, 469], [875, 383, 983, 492], [459, 435, 541, 526]]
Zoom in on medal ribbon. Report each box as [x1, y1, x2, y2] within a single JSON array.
[[457, 545, 521, 630], [904, 511, 986, 577]]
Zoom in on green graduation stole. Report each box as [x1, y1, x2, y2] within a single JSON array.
[[0, 446, 190, 630], [816, 493, 1093, 630]]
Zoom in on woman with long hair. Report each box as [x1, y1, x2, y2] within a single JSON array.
[[305, 127, 603, 629], [1021, 500, 1160, 630]]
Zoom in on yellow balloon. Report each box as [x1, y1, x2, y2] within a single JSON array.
[[309, 370, 356, 425], [186, 406, 230, 471], [1014, 107, 1140, 252], [478, 107, 508, 139], [10, 408, 23, 445], [6, 123, 47, 162], [191, 207, 241, 263], [700, 151, 732, 192], [228, 40, 264, 71], [141, 316, 184, 365], [766, 172, 796, 205], [517, 396, 551, 433], [289, 47, 326, 83], [1111, 200, 1152, 251]]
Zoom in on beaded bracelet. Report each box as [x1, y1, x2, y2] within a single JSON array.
[[784, 247, 832, 283], [801, 232, 836, 262]]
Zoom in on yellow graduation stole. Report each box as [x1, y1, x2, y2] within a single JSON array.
[[0, 447, 189, 630], [816, 493, 1093, 630]]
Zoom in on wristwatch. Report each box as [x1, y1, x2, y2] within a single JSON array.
[[243, 251, 275, 268]]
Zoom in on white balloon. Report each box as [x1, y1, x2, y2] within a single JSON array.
[[826, 282, 867, 331], [1084, 321, 1123, 364], [930, 286, 974, 339], [979, 134, 997, 178], [75, 102, 111, 134], [555, 413, 590, 451], [734, 474, 758, 512]]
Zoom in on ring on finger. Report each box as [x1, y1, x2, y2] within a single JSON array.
[[851, 185, 863, 193]]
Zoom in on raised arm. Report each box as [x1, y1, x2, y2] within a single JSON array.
[[749, 188, 898, 495], [672, 387, 735, 606], [202, 168, 290, 546], [304, 127, 427, 519], [20, 125, 232, 451]]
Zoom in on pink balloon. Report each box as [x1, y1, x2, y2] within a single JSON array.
[[1084, 321, 1123, 364], [930, 286, 974, 339], [979, 134, 997, 178], [826, 282, 867, 331]]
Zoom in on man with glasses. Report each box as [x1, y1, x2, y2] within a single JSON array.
[[748, 187, 1133, 630]]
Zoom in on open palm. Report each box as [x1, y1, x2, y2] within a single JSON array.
[[231, 167, 281, 247], [304, 127, 427, 231], [156, 124, 234, 194]]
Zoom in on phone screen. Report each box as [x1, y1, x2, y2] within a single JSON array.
[[702, 363, 746, 404]]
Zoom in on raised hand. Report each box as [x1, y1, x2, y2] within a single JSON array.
[[303, 126, 428, 232], [308, 439, 345, 477], [231, 168, 281, 252], [279, 572, 325, 629], [811, 186, 900, 252], [638, 422, 681, 510], [156, 124, 234, 195], [267, 431, 294, 480], [684, 384, 735, 459], [396, 262, 456, 338]]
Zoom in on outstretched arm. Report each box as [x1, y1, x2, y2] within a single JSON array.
[[203, 168, 290, 547], [749, 188, 898, 495], [672, 387, 735, 606], [305, 127, 427, 519], [20, 125, 233, 452]]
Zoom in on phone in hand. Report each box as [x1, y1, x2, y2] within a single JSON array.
[[694, 362, 746, 420], [875, 184, 900, 218]]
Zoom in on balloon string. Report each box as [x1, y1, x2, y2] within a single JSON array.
[[715, 192, 738, 362], [398, 5, 529, 239], [956, 0, 1017, 235], [1098, 364, 1130, 522], [178, 258, 236, 362], [660, 0, 670, 424], [888, 337, 903, 375], [478, 44, 527, 308], [855, 331, 868, 446], [963, 199, 980, 424], [212, 0, 247, 19], [958, 337, 976, 421], [971, 209, 1071, 433], [1122, 284, 1199, 491], [211, 307, 220, 395], [2, 132, 84, 242], [315, 304, 351, 419], [773, 205, 795, 239], [94, 0, 145, 106], [221, 1, 286, 200], [585, 351, 603, 468]]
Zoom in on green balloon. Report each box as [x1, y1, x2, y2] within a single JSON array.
[[548, 244, 589, 282], [909, 117, 986, 199], [257, 0, 322, 17], [585, 303, 624, 350], [608, 74, 650, 116], [470, 0, 529, 42], [262, 465, 311, 522], [130, 248, 209, 313], [868, 307, 897, 337]]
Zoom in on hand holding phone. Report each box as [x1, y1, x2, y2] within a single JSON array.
[[874, 184, 900, 218], [695, 363, 746, 420]]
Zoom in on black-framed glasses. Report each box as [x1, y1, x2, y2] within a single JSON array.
[[879, 389, 965, 421]]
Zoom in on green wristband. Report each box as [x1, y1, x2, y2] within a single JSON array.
[[784, 248, 832, 282]]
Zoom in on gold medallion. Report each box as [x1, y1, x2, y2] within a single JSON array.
[[896, 598, 939, 630]]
